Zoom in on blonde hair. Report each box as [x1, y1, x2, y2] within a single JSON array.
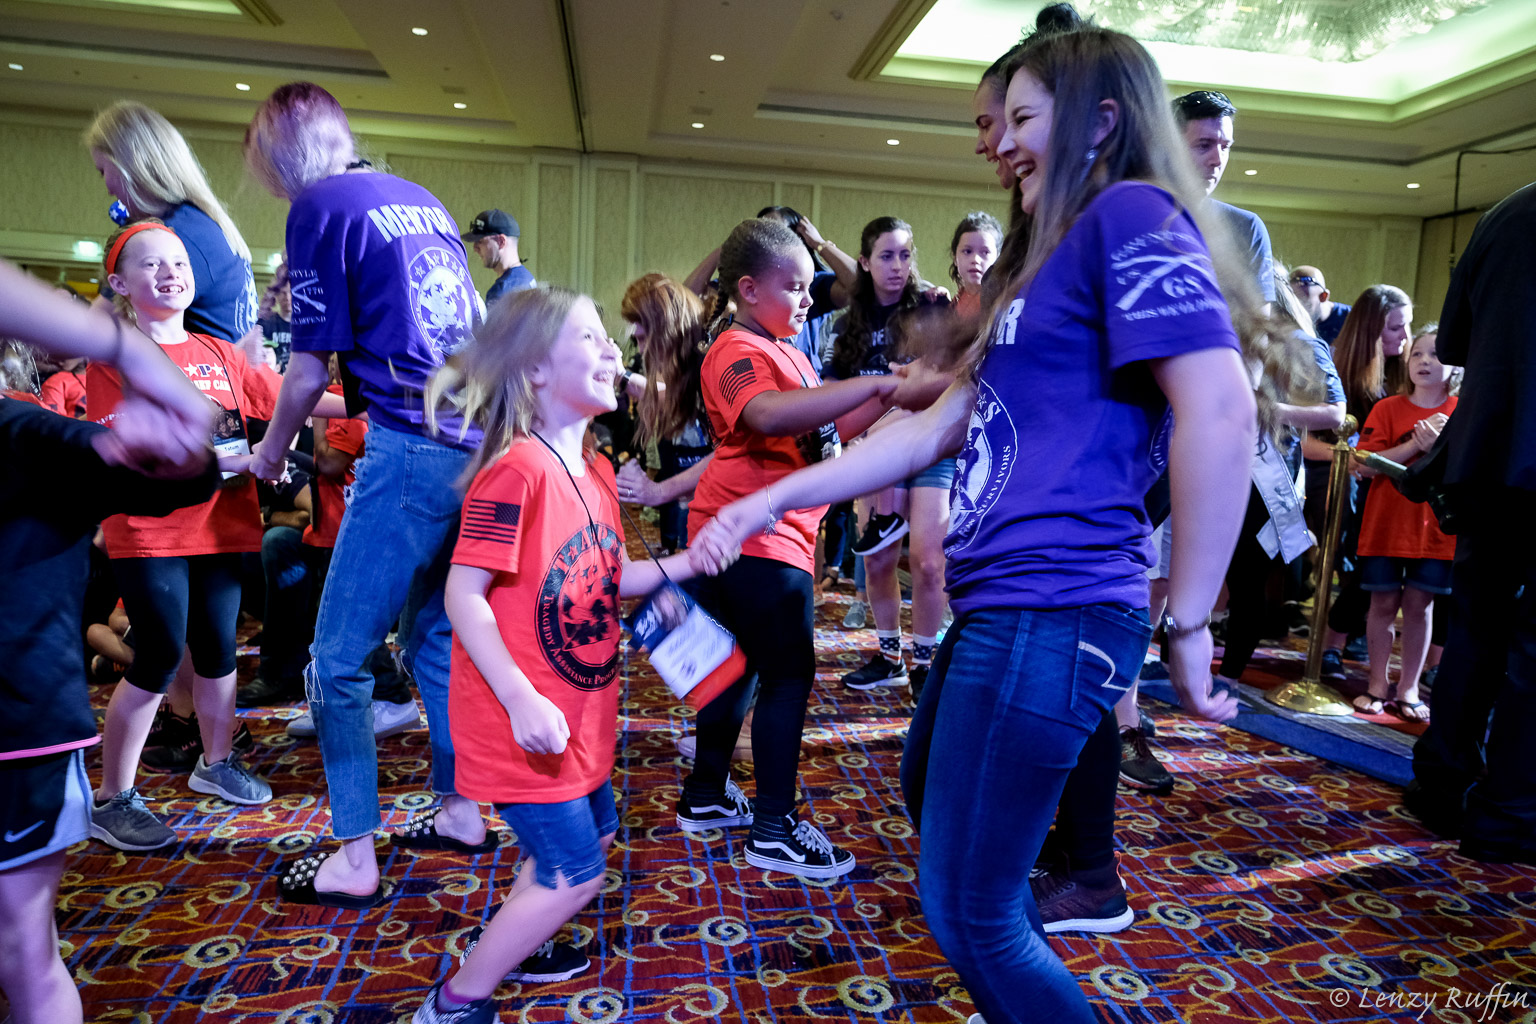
[[426, 286, 585, 480], [101, 217, 176, 323], [1404, 321, 1461, 398], [85, 101, 251, 263], [244, 82, 357, 201]]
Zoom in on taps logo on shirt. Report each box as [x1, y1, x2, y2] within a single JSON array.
[[947, 378, 1016, 555], [537, 523, 625, 692], [408, 247, 477, 359]]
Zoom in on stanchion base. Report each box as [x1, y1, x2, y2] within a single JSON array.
[[1265, 679, 1356, 717]]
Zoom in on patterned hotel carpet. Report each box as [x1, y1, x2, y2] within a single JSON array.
[[59, 589, 1536, 1023]]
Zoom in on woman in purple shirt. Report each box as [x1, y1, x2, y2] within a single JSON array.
[[244, 83, 493, 910], [714, 26, 1260, 1024]]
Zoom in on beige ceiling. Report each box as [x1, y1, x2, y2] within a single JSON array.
[[1, 0, 1533, 217]]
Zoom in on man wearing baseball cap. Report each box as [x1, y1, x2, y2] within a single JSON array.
[[462, 208, 535, 305], [1288, 265, 1352, 344]]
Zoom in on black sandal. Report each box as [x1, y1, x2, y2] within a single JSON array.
[[389, 807, 502, 854], [276, 852, 387, 909]]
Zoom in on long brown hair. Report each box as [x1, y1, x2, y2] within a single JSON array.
[[1331, 284, 1411, 417], [621, 273, 708, 445], [830, 216, 922, 380]]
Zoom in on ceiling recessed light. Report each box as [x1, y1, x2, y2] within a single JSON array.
[[7, 63, 21, 71], [411, 27, 429, 36], [691, 122, 704, 129], [72, 240, 102, 260], [709, 53, 725, 62], [235, 82, 250, 91], [1406, 182, 1421, 189], [453, 102, 467, 109], [1244, 168, 1257, 175], [886, 138, 900, 146]]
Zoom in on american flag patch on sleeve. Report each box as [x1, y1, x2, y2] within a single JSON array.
[[718, 357, 757, 408], [463, 499, 521, 545]]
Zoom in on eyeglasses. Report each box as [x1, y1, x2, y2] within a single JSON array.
[[1290, 276, 1322, 288]]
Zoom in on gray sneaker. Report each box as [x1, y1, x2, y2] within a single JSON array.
[[841, 600, 868, 629], [190, 751, 273, 805], [90, 787, 176, 851]]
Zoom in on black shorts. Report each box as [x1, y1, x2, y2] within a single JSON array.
[[113, 553, 243, 693], [0, 748, 92, 871]]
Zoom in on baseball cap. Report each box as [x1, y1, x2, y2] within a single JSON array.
[[462, 209, 520, 241]]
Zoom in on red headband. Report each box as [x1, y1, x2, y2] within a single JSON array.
[[105, 223, 178, 277]]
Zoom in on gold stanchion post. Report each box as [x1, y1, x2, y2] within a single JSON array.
[[1266, 416, 1358, 716]]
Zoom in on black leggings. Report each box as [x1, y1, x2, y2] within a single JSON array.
[[113, 553, 243, 694], [681, 555, 815, 822], [1219, 487, 1278, 679]]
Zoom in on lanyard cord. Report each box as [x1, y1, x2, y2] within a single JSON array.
[[529, 430, 677, 591]]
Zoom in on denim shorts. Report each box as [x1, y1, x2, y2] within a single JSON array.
[[495, 782, 620, 889], [1359, 555, 1453, 595], [903, 456, 958, 491]]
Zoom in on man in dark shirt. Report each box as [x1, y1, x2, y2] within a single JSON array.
[[1405, 182, 1536, 866], [1174, 89, 1275, 303], [1289, 264, 1353, 344], [462, 208, 535, 305]]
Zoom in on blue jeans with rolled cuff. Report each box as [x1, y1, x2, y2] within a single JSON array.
[[305, 422, 471, 841], [902, 602, 1152, 1024]]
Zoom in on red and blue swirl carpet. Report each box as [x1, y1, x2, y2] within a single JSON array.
[[56, 588, 1534, 1023]]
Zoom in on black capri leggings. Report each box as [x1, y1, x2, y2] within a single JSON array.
[[113, 553, 243, 694], [680, 554, 815, 822]]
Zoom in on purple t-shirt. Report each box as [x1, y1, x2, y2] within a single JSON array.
[[286, 172, 483, 445], [946, 181, 1240, 613]]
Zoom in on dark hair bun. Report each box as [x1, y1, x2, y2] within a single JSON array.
[[1035, 3, 1083, 34]]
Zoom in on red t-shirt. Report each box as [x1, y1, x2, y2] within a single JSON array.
[[2, 390, 44, 406], [686, 327, 831, 575], [448, 440, 627, 804], [86, 332, 280, 558], [303, 395, 367, 549], [39, 370, 87, 418], [1357, 393, 1458, 561]]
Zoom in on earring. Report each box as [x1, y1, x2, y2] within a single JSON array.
[[1085, 146, 1099, 164]]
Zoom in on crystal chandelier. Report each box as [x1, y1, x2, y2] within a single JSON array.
[[1085, 0, 1489, 62]]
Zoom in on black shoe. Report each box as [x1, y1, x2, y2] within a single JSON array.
[[1119, 727, 1173, 793], [1344, 634, 1369, 662], [141, 712, 254, 772], [1031, 866, 1134, 934], [457, 925, 591, 981], [1321, 649, 1346, 681], [1137, 706, 1157, 740], [236, 673, 304, 708], [745, 816, 855, 879], [1402, 779, 1464, 839], [908, 663, 929, 705], [850, 512, 908, 556], [676, 778, 753, 832], [1458, 837, 1536, 866], [842, 653, 908, 691]]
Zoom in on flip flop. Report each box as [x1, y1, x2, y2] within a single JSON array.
[[1389, 699, 1430, 723], [1352, 693, 1386, 714], [276, 852, 387, 909], [390, 807, 502, 854]]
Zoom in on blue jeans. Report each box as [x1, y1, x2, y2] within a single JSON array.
[[306, 422, 471, 840], [495, 783, 620, 889], [904, 604, 1151, 1024]]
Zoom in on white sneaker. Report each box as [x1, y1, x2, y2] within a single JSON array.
[[968, 1015, 987, 1024], [373, 699, 423, 738], [285, 701, 422, 740], [675, 733, 696, 759]]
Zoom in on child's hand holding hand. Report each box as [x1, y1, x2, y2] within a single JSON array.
[[891, 360, 954, 411], [713, 491, 773, 549], [688, 517, 741, 576], [503, 690, 570, 755], [1412, 413, 1448, 452]]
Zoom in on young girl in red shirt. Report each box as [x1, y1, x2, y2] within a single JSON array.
[[411, 287, 737, 1022], [84, 221, 280, 852], [1352, 325, 1459, 722]]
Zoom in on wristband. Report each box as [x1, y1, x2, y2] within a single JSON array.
[[1162, 612, 1211, 639]]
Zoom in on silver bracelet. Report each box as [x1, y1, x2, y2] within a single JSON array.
[[764, 488, 780, 535]]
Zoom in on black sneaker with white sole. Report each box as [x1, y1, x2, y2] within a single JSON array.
[[676, 777, 754, 832], [842, 652, 908, 691], [850, 512, 908, 556], [745, 816, 855, 879], [457, 925, 590, 982], [1031, 866, 1134, 934]]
